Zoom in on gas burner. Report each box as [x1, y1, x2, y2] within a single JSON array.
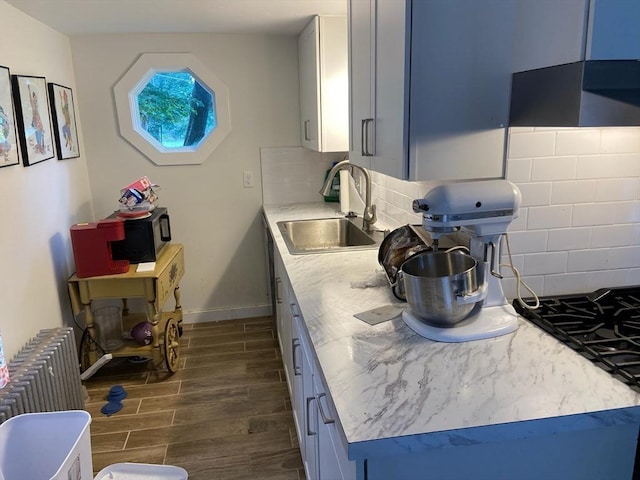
[[514, 286, 640, 391]]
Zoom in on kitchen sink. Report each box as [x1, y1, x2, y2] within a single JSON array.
[[277, 217, 384, 255]]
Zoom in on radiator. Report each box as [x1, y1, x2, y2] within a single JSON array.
[[0, 327, 84, 423]]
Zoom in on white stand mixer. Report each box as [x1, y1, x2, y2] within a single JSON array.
[[403, 180, 522, 342]]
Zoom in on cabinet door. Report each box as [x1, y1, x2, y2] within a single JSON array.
[[299, 318, 319, 480], [587, 0, 640, 60], [299, 17, 321, 151], [371, 0, 591, 181], [407, 0, 507, 181], [291, 308, 306, 455], [300, 16, 349, 153], [348, 0, 375, 167], [372, 0, 409, 179], [274, 251, 293, 390], [315, 380, 357, 480], [318, 16, 349, 152]]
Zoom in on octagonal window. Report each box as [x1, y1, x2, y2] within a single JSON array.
[[114, 53, 231, 166]]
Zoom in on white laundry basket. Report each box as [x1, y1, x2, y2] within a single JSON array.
[[0, 410, 93, 480], [94, 462, 188, 479], [0, 411, 188, 480]]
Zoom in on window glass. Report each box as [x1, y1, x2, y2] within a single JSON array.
[[137, 71, 217, 149]]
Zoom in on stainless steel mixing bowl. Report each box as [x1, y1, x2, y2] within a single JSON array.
[[401, 250, 484, 327]]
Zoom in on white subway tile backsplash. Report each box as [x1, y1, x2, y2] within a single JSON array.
[[508, 208, 528, 232], [591, 224, 640, 248], [613, 201, 640, 224], [507, 130, 556, 158], [600, 128, 640, 154], [527, 205, 572, 229], [531, 156, 577, 181], [411, 181, 433, 199], [615, 153, 640, 175], [547, 227, 591, 251], [502, 275, 545, 302], [260, 147, 342, 204], [505, 158, 532, 183], [572, 203, 615, 227], [588, 269, 640, 290], [555, 129, 601, 155], [568, 246, 640, 272], [523, 252, 568, 275], [567, 249, 607, 271], [576, 201, 640, 227], [577, 153, 640, 179], [262, 125, 639, 299], [498, 253, 524, 279], [517, 182, 551, 206], [550, 180, 596, 205], [608, 246, 640, 269], [543, 273, 590, 296], [595, 178, 639, 202], [504, 230, 548, 254]]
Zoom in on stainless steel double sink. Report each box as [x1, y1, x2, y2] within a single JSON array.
[[277, 217, 385, 255]]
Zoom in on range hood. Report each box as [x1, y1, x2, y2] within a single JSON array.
[[509, 60, 640, 127]]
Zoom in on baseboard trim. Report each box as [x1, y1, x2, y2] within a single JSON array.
[[183, 304, 273, 324]]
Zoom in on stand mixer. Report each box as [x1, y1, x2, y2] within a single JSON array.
[[403, 179, 522, 342]]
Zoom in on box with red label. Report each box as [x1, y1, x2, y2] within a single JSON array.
[[120, 176, 152, 196]]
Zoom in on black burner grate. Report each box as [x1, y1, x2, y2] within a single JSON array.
[[513, 286, 640, 391]]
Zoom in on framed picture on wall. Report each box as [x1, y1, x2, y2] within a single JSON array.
[[0, 66, 21, 168], [48, 83, 80, 160], [11, 74, 55, 166]]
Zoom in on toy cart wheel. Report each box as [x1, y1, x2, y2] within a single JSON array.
[[164, 317, 180, 373]]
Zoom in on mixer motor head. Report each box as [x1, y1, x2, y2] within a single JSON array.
[[412, 180, 521, 238]]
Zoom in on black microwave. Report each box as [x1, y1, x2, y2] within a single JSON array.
[[109, 207, 171, 263]]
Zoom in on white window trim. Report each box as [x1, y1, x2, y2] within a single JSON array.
[[114, 53, 231, 166]]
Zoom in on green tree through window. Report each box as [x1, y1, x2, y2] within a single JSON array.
[[137, 71, 217, 148]]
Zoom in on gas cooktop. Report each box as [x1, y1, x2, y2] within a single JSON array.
[[513, 286, 640, 392]]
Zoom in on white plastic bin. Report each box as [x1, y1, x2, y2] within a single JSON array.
[[0, 410, 93, 480], [94, 463, 188, 479]]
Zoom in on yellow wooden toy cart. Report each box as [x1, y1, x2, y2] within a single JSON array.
[[68, 243, 184, 374]]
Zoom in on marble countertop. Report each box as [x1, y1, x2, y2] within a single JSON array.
[[263, 202, 640, 459]]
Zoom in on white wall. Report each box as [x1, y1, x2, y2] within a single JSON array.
[[0, 0, 93, 359], [69, 33, 301, 323]]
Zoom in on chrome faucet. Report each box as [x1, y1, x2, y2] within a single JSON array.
[[319, 160, 377, 232]]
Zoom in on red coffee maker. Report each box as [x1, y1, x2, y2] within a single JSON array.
[[70, 219, 130, 278]]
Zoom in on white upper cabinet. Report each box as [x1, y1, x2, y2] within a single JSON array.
[[348, 0, 589, 181], [587, 0, 640, 59], [347, 0, 375, 167], [298, 16, 349, 153]]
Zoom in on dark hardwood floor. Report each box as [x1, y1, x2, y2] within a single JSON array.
[[83, 317, 305, 479]]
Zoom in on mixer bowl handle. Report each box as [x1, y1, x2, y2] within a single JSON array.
[[456, 281, 487, 305]]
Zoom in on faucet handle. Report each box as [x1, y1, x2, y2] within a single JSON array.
[[364, 204, 377, 229]]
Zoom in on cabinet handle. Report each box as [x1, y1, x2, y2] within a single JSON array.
[[364, 118, 374, 157], [304, 120, 311, 141], [275, 278, 283, 304], [316, 393, 336, 425], [360, 119, 367, 156], [306, 396, 317, 436], [289, 303, 300, 318], [292, 339, 302, 376]]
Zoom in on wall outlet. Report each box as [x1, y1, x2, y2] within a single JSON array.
[[243, 170, 254, 188]]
